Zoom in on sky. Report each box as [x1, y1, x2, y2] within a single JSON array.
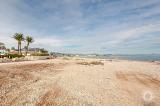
[[0, 0, 160, 54]]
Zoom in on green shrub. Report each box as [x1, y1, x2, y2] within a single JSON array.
[[8, 54, 24, 59]]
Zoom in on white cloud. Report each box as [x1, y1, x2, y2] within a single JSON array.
[[34, 37, 66, 47], [0, 0, 160, 53]]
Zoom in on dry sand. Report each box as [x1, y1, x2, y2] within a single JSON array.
[[0, 58, 160, 106]]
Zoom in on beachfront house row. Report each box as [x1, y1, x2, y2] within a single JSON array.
[[21, 48, 49, 56]]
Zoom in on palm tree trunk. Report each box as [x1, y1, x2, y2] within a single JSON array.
[[18, 42, 20, 55], [26, 43, 29, 56], [26, 46, 28, 56], [25, 47, 27, 56], [20, 42, 22, 55]]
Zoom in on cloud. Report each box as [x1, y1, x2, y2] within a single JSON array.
[[0, 0, 160, 54], [34, 37, 66, 47]]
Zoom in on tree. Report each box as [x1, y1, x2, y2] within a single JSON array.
[[13, 33, 24, 55], [25, 36, 34, 55], [40, 48, 48, 54], [11, 47, 15, 50]]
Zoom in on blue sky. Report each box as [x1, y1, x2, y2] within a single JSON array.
[[0, 0, 160, 54]]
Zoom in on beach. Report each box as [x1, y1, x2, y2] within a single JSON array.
[[0, 57, 160, 106]]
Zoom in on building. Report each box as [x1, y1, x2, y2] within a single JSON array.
[[21, 48, 49, 56], [0, 42, 8, 57]]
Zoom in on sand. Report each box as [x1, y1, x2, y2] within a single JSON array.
[[0, 57, 160, 106]]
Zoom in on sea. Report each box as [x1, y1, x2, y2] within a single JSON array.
[[82, 54, 160, 62]]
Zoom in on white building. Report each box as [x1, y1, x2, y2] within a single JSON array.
[[0, 42, 7, 56]]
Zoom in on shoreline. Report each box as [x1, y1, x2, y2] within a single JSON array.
[[0, 56, 160, 65]]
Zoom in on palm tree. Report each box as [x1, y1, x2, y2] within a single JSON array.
[[25, 36, 34, 55], [13, 33, 24, 55]]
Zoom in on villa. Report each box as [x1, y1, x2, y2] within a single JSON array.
[[0, 42, 8, 57]]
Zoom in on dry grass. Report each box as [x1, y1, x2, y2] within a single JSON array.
[[62, 57, 70, 60], [77, 61, 104, 65]]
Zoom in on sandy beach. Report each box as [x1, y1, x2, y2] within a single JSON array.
[[0, 57, 160, 106]]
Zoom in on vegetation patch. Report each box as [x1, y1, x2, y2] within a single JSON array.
[[8, 54, 24, 59], [77, 61, 104, 65], [62, 57, 70, 60], [31, 53, 49, 56]]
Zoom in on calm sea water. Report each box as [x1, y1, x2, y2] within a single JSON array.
[[84, 54, 160, 61]]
